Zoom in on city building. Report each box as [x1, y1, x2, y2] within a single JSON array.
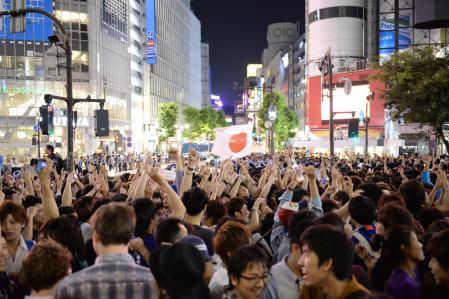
[[0, 0, 202, 160], [378, 0, 449, 154], [142, 0, 202, 152], [301, 0, 449, 155], [0, 0, 132, 160], [234, 64, 262, 125], [247, 23, 306, 134], [201, 42, 211, 107], [302, 0, 382, 155]]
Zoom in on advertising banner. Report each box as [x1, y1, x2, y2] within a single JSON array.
[[379, 16, 411, 57], [146, 0, 157, 64]]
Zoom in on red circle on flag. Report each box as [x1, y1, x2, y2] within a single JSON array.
[[229, 133, 247, 153]]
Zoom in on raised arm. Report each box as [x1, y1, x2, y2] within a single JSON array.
[[149, 163, 186, 219], [22, 169, 35, 196], [180, 147, 199, 196], [305, 166, 323, 217], [61, 172, 74, 207], [131, 155, 151, 200], [38, 158, 59, 220]]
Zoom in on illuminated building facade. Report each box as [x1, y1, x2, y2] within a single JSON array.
[[0, 0, 132, 159], [142, 0, 201, 151], [0, 0, 202, 159]]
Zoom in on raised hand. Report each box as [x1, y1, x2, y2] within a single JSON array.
[[143, 154, 153, 176], [305, 165, 316, 180], [188, 147, 199, 166], [168, 148, 180, 160], [27, 206, 38, 219], [38, 158, 54, 184]]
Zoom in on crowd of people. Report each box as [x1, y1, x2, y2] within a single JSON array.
[[0, 145, 448, 299]]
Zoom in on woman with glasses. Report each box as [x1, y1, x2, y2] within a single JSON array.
[[224, 244, 270, 299]]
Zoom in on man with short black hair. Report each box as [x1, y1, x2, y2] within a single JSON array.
[[182, 186, 215, 255], [56, 203, 158, 299], [264, 219, 317, 299], [298, 224, 371, 299]]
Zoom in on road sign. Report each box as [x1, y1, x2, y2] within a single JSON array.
[[33, 125, 39, 132], [127, 142, 132, 148]]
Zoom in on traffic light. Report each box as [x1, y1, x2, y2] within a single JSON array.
[[47, 105, 54, 136], [348, 119, 359, 139], [39, 105, 54, 136], [39, 106, 48, 135]]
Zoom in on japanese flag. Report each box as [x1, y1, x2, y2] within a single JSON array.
[[212, 123, 253, 158]]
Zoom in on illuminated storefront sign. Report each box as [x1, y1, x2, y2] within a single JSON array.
[[53, 116, 90, 128], [146, 0, 157, 64], [0, 87, 49, 95]]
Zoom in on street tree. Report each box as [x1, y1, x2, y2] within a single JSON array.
[[158, 102, 179, 142], [257, 91, 298, 150], [183, 107, 227, 140], [371, 46, 449, 153]]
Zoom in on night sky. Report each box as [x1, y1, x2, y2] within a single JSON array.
[[190, 0, 305, 115]]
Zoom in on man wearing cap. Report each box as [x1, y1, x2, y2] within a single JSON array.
[[150, 242, 210, 299], [55, 203, 158, 299], [180, 235, 215, 284]]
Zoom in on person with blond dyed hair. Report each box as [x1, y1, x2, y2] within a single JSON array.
[[20, 240, 72, 299], [209, 220, 252, 299]]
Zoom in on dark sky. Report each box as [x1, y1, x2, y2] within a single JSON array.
[[190, 0, 305, 115]]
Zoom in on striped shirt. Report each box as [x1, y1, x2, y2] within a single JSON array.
[[56, 253, 158, 299]]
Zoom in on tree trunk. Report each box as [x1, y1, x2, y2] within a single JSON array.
[[436, 127, 449, 155]]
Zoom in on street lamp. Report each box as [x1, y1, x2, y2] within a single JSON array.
[[268, 103, 277, 154], [364, 92, 375, 157]]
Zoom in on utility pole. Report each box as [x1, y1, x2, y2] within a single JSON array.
[[328, 51, 334, 161], [319, 49, 334, 162]]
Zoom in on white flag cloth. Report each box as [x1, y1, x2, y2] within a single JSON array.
[[212, 123, 253, 158]]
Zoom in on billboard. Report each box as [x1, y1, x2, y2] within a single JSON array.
[[146, 0, 157, 64], [379, 16, 412, 57], [0, 0, 53, 41], [321, 85, 371, 122]]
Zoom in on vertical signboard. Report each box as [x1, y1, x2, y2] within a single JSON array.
[[0, 0, 53, 40], [146, 0, 156, 64]]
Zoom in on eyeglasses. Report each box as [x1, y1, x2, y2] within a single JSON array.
[[240, 272, 271, 285]]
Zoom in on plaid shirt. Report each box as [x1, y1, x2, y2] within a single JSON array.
[[55, 253, 158, 299]]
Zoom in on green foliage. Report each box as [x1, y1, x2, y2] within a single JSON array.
[[371, 46, 449, 152], [183, 107, 227, 140], [257, 92, 299, 150], [158, 102, 179, 142]]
